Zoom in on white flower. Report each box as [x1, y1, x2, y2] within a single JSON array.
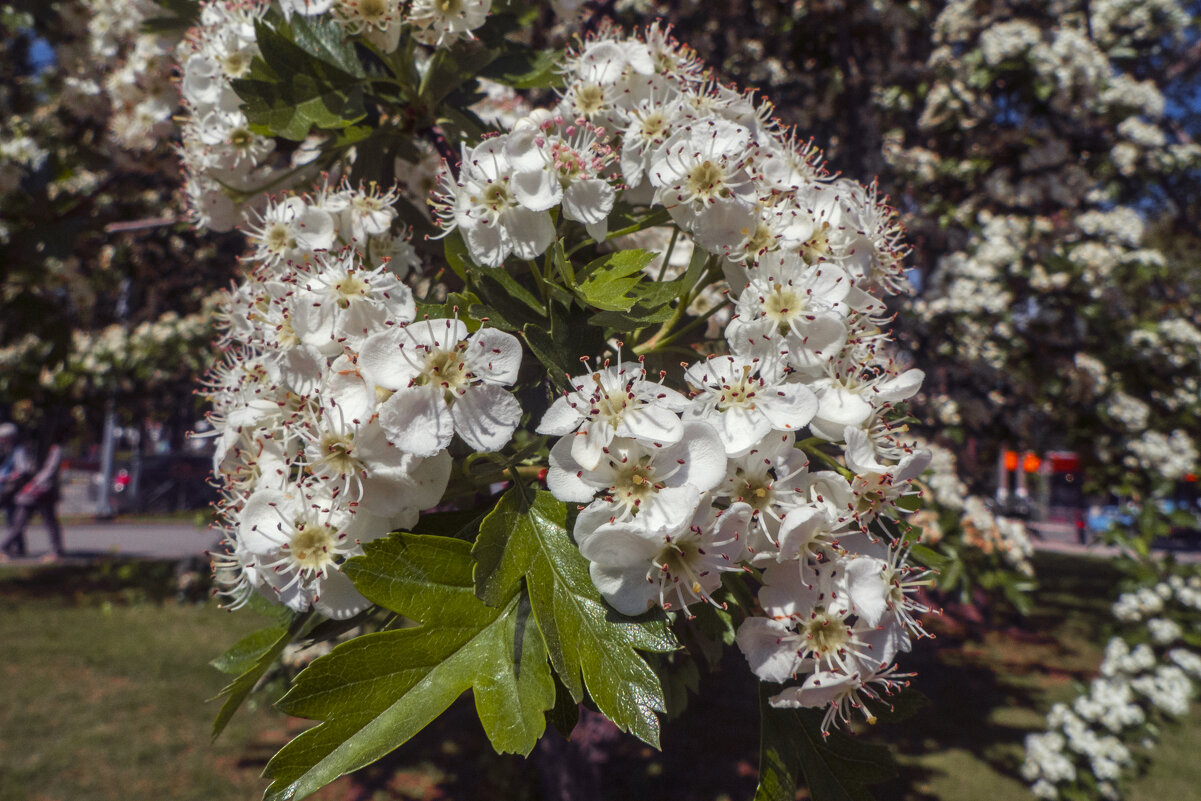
[[434, 133, 557, 267], [649, 117, 759, 252], [582, 500, 751, 615], [536, 359, 689, 471], [361, 319, 523, 456], [548, 420, 727, 530], [683, 353, 818, 457]]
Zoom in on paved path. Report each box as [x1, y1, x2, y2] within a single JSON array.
[[3, 520, 220, 563]]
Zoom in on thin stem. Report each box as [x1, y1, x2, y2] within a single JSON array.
[[653, 298, 732, 350], [655, 226, 681, 283], [799, 441, 854, 480]]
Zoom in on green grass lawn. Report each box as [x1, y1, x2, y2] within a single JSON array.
[[0, 554, 1197, 801]]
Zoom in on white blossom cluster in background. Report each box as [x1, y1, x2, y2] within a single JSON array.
[[196, 15, 936, 734], [909, 440, 1034, 575], [893, 1, 1201, 498], [67, 0, 180, 151], [426, 23, 933, 732], [1023, 571, 1201, 800], [0, 301, 218, 399], [0, 126, 48, 196]]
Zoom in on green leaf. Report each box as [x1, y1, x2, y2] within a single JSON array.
[[234, 21, 367, 140], [574, 250, 658, 311], [263, 535, 555, 801], [443, 230, 473, 280], [477, 49, 562, 89], [421, 40, 501, 106], [589, 302, 676, 332], [472, 489, 677, 748], [210, 611, 312, 740], [210, 622, 290, 676], [288, 14, 365, 78], [520, 324, 574, 392], [473, 267, 546, 318], [755, 687, 895, 801]]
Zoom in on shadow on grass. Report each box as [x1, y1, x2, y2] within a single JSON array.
[[0, 556, 211, 605]]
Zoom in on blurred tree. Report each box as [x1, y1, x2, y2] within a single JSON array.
[[631, 0, 1201, 547], [0, 0, 238, 450]]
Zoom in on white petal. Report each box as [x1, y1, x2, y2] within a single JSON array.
[[570, 420, 615, 473], [590, 562, 658, 615], [657, 420, 728, 491], [617, 405, 682, 445], [873, 369, 924, 403], [238, 488, 293, 554], [503, 207, 555, 260], [843, 426, 887, 474], [451, 384, 521, 452], [358, 328, 421, 391], [512, 168, 563, 212], [464, 221, 511, 268], [536, 396, 585, 436], [736, 617, 803, 683], [465, 327, 522, 385], [842, 556, 889, 628], [312, 569, 370, 620], [563, 179, 616, 225], [578, 522, 662, 567], [547, 435, 600, 502], [377, 385, 454, 457], [756, 382, 818, 432]]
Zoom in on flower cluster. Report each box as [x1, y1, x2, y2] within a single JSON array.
[[1023, 569, 1201, 800], [196, 14, 932, 736], [436, 24, 930, 732], [177, 0, 283, 232], [204, 181, 525, 619], [909, 440, 1034, 575]]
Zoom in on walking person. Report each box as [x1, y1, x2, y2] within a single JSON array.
[[1, 438, 66, 563], [0, 423, 33, 538]]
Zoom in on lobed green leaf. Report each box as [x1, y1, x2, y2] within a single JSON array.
[[472, 489, 678, 747], [262, 534, 555, 801]]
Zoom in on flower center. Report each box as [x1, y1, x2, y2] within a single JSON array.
[[593, 380, 631, 423], [315, 432, 361, 477], [264, 222, 293, 253], [482, 181, 513, 210], [290, 521, 339, 572], [612, 456, 660, 510], [334, 273, 369, 308], [804, 607, 849, 658], [575, 84, 606, 117], [763, 282, 805, 330], [734, 471, 774, 511], [716, 368, 759, 410], [800, 222, 832, 263], [358, 0, 389, 23], [222, 50, 251, 79], [685, 160, 729, 203], [421, 348, 471, 393], [639, 112, 668, 141]]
